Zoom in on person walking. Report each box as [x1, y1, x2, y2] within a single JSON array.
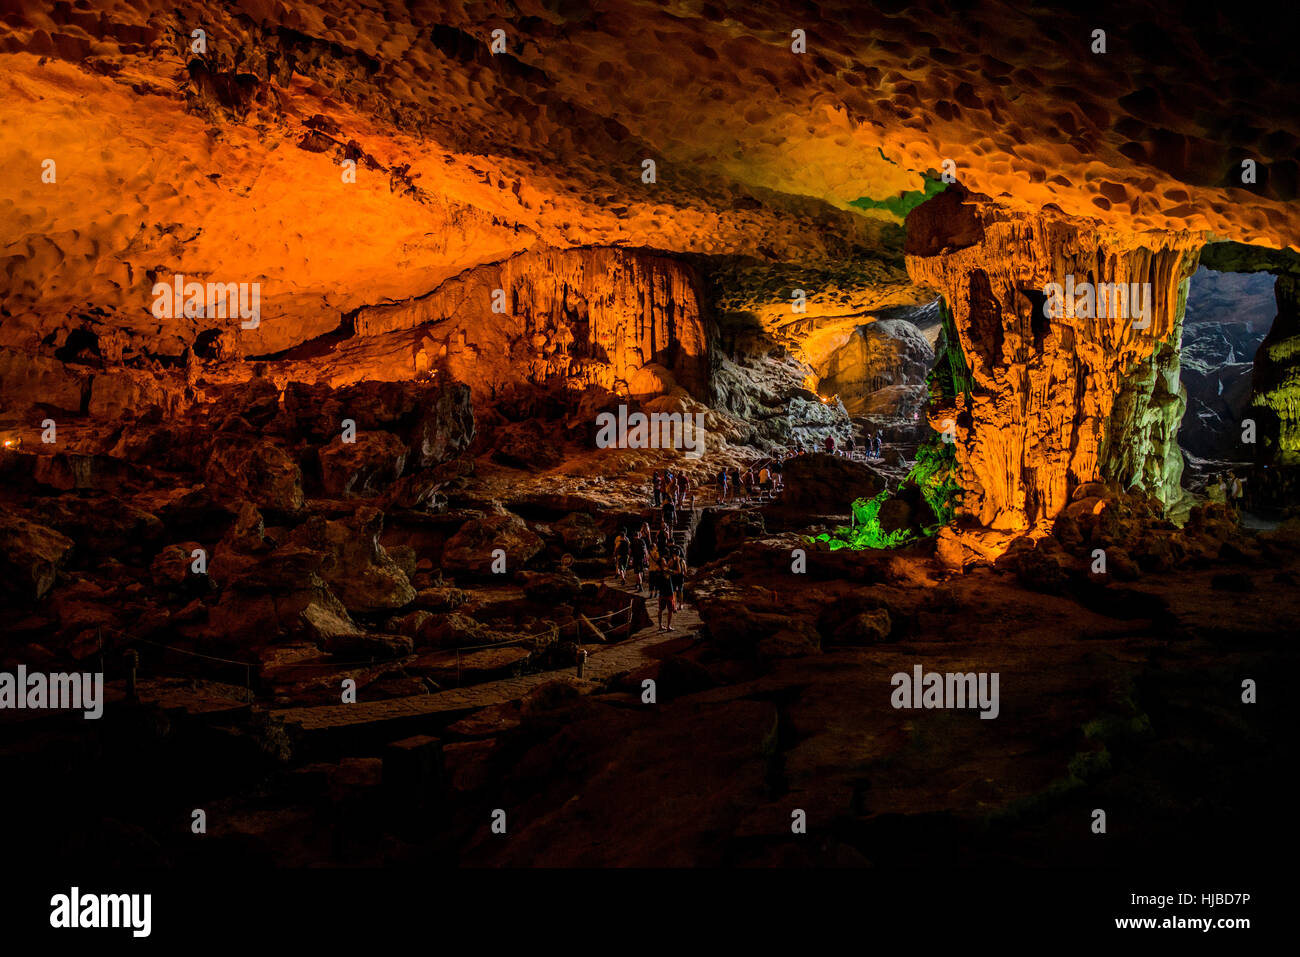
[[613, 526, 631, 584], [669, 543, 687, 605], [657, 546, 682, 632], [630, 530, 650, 592]]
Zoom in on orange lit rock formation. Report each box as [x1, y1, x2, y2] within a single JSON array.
[[351, 246, 710, 400], [907, 187, 1201, 530]]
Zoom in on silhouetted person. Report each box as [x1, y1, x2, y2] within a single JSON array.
[[631, 531, 649, 592], [613, 527, 631, 584]]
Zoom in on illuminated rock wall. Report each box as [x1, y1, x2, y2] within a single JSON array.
[[352, 246, 710, 400], [906, 189, 1200, 530]]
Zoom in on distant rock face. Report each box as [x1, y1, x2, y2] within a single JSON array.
[[814, 313, 936, 441], [907, 187, 1202, 531], [1192, 243, 1300, 472], [350, 247, 711, 402], [1178, 267, 1274, 461]]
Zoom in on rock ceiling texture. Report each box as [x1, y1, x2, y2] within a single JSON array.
[[2, 0, 1299, 364]]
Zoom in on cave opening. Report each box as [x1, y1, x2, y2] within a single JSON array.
[[1177, 263, 1276, 512]]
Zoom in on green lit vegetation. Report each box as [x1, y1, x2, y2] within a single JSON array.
[[814, 490, 912, 551], [812, 296, 965, 551], [811, 437, 960, 550], [929, 297, 973, 404], [849, 175, 948, 220], [911, 435, 961, 525]]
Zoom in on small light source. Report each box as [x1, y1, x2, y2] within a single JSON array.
[[2, 438, 15, 448]]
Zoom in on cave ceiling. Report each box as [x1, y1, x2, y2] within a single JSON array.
[[1, 0, 1298, 361]]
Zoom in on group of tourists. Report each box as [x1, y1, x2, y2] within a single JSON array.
[[617, 429, 899, 630], [1207, 470, 1247, 509], [612, 522, 687, 631], [714, 460, 784, 504], [651, 469, 694, 512], [822, 431, 885, 458]]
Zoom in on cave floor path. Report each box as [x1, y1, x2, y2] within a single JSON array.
[[265, 598, 701, 734]]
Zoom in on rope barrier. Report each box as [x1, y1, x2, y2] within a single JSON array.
[[112, 631, 257, 668]]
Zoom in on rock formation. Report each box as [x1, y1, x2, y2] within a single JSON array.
[[350, 246, 711, 401], [906, 186, 1201, 531]]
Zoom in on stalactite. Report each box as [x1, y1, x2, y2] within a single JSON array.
[[906, 188, 1201, 531]]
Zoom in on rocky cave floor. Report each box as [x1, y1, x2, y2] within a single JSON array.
[[1, 375, 1295, 869]]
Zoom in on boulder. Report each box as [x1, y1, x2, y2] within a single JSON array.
[[318, 431, 408, 496], [205, 440, 304, 513], [150, 542, 204, 588], [281, 379, 474, 468], [691, 508, 765, 562], [386, 545, 418, 580], [519, 570, 582, 604], [830, 609, 892, 645], [935, 525, 1020, 571], [441, 508, 544, 575], [387, 609, 434, 638], [774, 453, 885, 513], [210, 377, 281, 430], [407, 382, 476, 469], [31, 495, 165, 557], [757, 628, 821, 660], [301, 602, 365, 645], [221, 500, 268, 554], [293, 507, 416, 614], [420, 613, 510, 649], [491, 419, 565, 471], [323, 631, 414, 659], [552, 512, 604, 554], [0, 511, 75, 601], [382, 473, 447, 511], [413, 586, 468, 612]]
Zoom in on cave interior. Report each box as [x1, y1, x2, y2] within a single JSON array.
[[0, 0, 1298, 872]]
